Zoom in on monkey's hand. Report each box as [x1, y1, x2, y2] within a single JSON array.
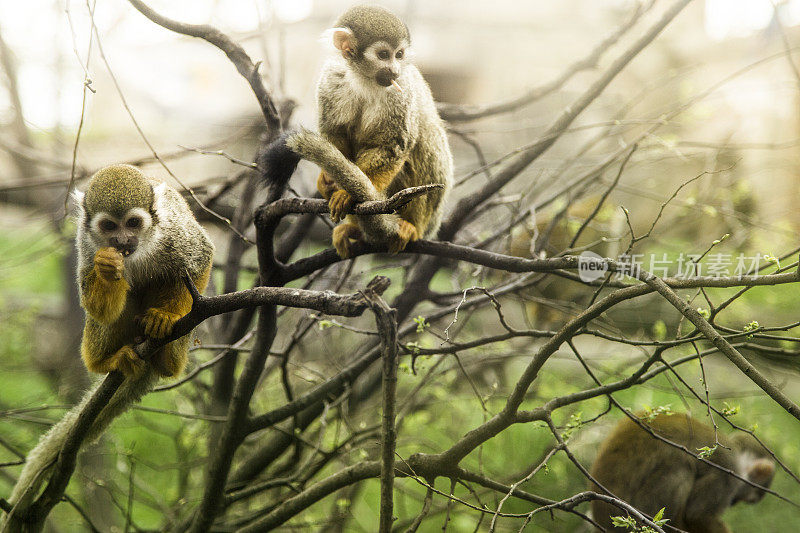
[[94, 247, 125, 282], [317, 171, 339, 201], [140, 308, 182, 339], [107, 345, 146, 378], [332, 223, 362, 258], [329, 190, 354, 222], [82, 247, 129, 324], [388, 219, 419, 254]]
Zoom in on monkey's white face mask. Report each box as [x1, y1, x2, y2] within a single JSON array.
[[322, 27, 410, 92], [72, 183, 164, 260]]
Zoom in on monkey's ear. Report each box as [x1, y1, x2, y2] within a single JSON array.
[[70, 188, 86, 214], [330, 27, 356, 59], [152, 182, 168, 211]]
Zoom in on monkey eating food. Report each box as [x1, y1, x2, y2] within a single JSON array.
[[75, 164, 214, 378], [4, 164, 213, 521]]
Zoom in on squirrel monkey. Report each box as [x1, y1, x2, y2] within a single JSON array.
[[287, 4, 453, 258], [590, 413, 775, 533], [4, 165, 213, 519], [76, 164, 213, 378]]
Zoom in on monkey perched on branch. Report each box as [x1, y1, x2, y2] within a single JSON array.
[[3, 165, 213, 524], [287, 4, 453, 258], [590, 413, 775, 533]]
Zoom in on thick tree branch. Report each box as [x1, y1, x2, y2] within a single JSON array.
[[10, 278, 391, 531]]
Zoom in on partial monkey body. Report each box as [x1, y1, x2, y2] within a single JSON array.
[[76, 165, 214, 378], [590, 413, 775, 533]]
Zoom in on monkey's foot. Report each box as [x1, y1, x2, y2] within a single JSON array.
[[141, 307, 181, 339], [109, 345, 146, 378], [94, 247, 125, 282], [317, 171, 339, 201], [329, 190, 354, 222], [332, 223, 362, 258], [388, 219, 419, 254]]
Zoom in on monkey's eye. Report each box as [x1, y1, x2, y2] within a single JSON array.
[[377, 50, 390, 60], [126, 217, 142, 229], [395, 50, 404, 59], [99, 220, 117, 231]]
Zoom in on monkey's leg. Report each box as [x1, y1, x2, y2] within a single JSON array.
[[683, 473, 735, 533], [81, 324, 145, 377], [152, 337, 189, 378], [140, 264, 211, 374], [387, 219, 419, 254], [387, 194, 429, 253], [81, 247, 130, 324], [332, 222, 363, 259]]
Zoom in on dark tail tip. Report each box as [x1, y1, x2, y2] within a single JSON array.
[[257, 132, 302, 190]]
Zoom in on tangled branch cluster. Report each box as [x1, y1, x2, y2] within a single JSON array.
[[5, 1, 800, 532]]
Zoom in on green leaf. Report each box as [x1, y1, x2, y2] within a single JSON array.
[[652, 319, 667, 341], [697, 445, 717, 459]]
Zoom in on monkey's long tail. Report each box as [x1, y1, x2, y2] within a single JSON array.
[[284, 128, 376, 204], [3, 369, 158, 523], [258, 132, 302, 193], [283, 129, 399, 240]]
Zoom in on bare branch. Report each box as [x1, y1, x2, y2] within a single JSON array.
[[257, 184, 444, 221], [362, 290, 399, 533], [439, 0, 693, 238]]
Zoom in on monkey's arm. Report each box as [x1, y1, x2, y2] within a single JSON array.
[[80, 247, 130, 325], [354, 146, 407, 191]]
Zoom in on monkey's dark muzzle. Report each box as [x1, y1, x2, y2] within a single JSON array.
[[376, 69, 398, 87], [110, 237, 138, 257]]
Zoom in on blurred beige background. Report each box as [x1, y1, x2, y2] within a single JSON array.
[[2, 0, 800, 228]]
